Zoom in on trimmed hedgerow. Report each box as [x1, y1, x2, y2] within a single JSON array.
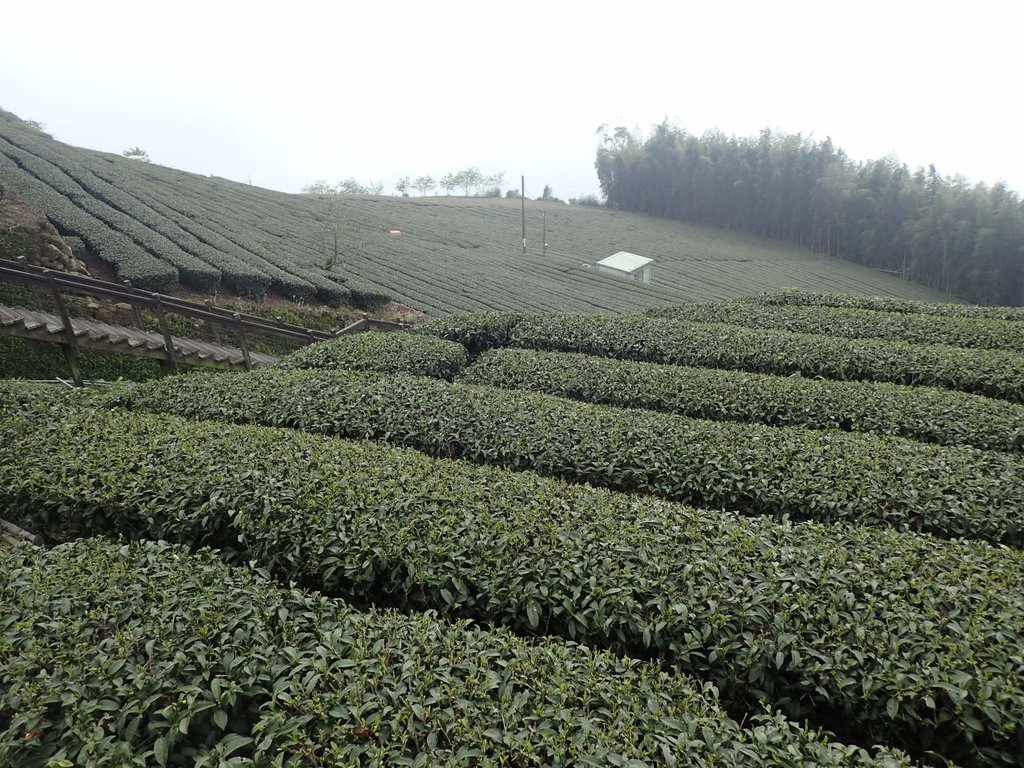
[[345, 282, 393, 312], [746, 290, 1024, 322], [646, 301, 1024, 354], [0, 407, 1015, 767], [0, 156, 178, 292], [278, 331, 467, 379], [416, 312, 524, 357], [111, 368, 1024, 547], [1, 539, 911, 767], [0, 137, 219, 292], [460, 312, 1024, 403], [459, 348, 1024, 452]]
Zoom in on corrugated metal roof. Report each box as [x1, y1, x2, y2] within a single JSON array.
[[596, 251, 653, 273]]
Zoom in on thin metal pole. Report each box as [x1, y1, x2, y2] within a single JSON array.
[[542, 211, 547, 257], [521, 175, 526, 253]]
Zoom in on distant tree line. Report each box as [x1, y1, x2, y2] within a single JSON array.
[[303, 169, 507, 199], [595, 123, 1024, 305], [302, 178, 384, 195]]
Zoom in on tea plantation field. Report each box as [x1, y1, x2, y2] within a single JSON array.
[[0, 108, 956, 317], [2, 292, 1023, 767]]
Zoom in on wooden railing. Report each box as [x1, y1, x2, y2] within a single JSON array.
[[0, 256, 408, 383]]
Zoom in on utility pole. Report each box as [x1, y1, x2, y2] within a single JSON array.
[[542, 211, 547, 257], [521, 175, 526, 253]]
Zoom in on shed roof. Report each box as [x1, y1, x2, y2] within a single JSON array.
[[596, 251, 653, 273]]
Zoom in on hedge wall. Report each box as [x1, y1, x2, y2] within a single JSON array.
[[2, 538, 909, 767], [0, 404, 1015, 766], [111, 368, 1024, 547], [419, 312, 1024, 402], [459, 348, 1024, 452], [278, 331, 467, 379]]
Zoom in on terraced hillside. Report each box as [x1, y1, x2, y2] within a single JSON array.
[[0, 109, 955, 315], [2, 292, 1022, 767]]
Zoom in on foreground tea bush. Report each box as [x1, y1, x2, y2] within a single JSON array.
[[647, 302, 1024, 353], [3, 540, 905, 767], [0, 379, 108, 418], [112, 368, 1024, 546], [460, 348, 1024, 452], [2, 408, 1020, 766], [277, 331, 467, 379], [422, 311, 1024, 402]]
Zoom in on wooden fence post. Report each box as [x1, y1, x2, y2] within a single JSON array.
[[234, 313, 253, 371], [44, 270, 83, 386], [122, 280, 146, 328], [152, 294, 178, 373]]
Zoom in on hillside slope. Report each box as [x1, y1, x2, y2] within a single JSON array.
[[0, 109, 955, 315]]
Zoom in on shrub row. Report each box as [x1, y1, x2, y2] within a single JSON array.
[[345, 281, 394, 312], [0, 137, 220, 292], [646, 301, 1024, 353], [419, 312, 1024, 403], [278, 331, 467, 379], [459, 348, 1024, 452], [747, 290, 1024, 321], [81, 160, 273, 299], [416, 311, 524, 356], [108, 176, 326, 302], [2, 539, 905, 768], [0, 156, 178, 292], [1, 406, 1016, 766], [112, 368, 1024, 547]]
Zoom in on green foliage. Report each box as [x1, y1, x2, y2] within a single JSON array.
[[344, 282, 392, 312], [474, 311, 1024, 403], [596, 122, 1024, 306], [301, 178, 383, 196], [649, 299, 1024, 353], [1, 539, 899, 767], [0, 378, 106, 417], [278, 331, 467, 379], [750, 289, 1024, 321], [111, 367, 1024, 546], [417, 312, 524, 356], [412, 175, 435, 196], [0, 336, 161, 382], [1, 406, 1012, 766], [61, 235, 86, 254], [459, 347, 1024, 452], [0, 230, 29, 260]]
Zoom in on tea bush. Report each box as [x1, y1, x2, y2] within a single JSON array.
[[112, 368, 1024, 546], [2, 538, 912, 766], [1, 406, 1019, 766], [460, 348, 1024, 452], [278, 331, 467, 379]]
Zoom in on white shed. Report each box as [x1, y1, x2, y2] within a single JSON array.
[[595, 251, 653, 284]]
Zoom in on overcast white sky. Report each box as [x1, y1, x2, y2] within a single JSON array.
[[1, 1, 1019, 199]]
